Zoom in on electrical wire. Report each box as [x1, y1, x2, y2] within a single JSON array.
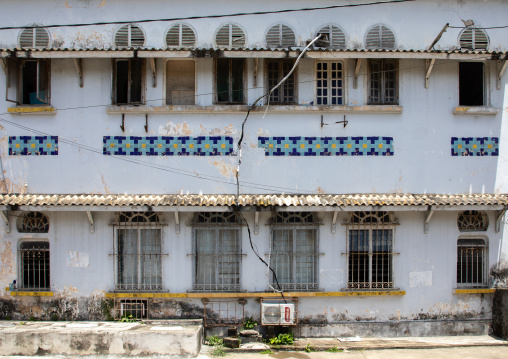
[[0, 0, 416, 31]]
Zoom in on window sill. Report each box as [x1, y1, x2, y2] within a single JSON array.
[[8, 106, 56, 115], [454, 288, 495, 294], [105, 291, 405, 298], [106, 104, 403, 114], [452, 107, 500, 115], [10, 291, 54, 297]]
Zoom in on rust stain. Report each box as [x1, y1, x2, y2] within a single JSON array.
[[0, 242, 14, 287], [70, 30, 108, 49], [201, 124, 237, 135], [101, 175, 111, 194], [160, 122, 192, 136], [257, 128, 270, 136], [315, 186, 326, 194], [209, 159, 236, 178]]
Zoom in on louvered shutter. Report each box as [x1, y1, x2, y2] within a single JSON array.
[[215, 24, 245, 48], [366, 25, 395, 49], [460, 28, 489, 50], [166, 24, 196, 47], [19, 27, 50, 48], [317, 24, 346, 49], [115, 24, 145, 48], [266, 24, 296, 48]]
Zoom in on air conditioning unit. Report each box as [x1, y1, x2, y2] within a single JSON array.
[[261, 301, 295, 325]]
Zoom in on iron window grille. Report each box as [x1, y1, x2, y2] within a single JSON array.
[[113, 299, 148, 319], [458, 211, 488, 232], [18, 26, 50, 48], [17, 212, 49, 233], [315, 24, 346, 49], [112, 212, 166, 292], [266, 59, 296, 104], [114, 24, 145, 48], [113, 58, 144, 105], [165, 23, 196, 48], [368, 59, 398, 105], [216, 58, 245, 104], [215, 23, 246, 48], [192, 212, 244, 292], [459, 28, 489, 50], [457, 238, 487, 288], [316, 61, 344, 105], [19, 241, 50, 291], [268, 212, 321, 292], [266, 23, 296, 48], [365, 24, 395, 49], [344, 211, 398, 290]]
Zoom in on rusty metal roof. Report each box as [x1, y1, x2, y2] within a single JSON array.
[[0, 193, 506, 208]]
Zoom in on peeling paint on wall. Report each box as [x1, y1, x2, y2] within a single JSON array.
[[70, 30, 108, 49], [409, 271, 433, 288], [66, 251, 90, 268], [208, 158, 237, 178], [160, 122, 192, 136], [0, 242, 14, 288]]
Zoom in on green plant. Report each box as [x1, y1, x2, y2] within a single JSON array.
[[50, 313, 59, 321], [210, 344, 227, 357], [5, 315, 11, 320], [326, 346, 343, 353], [28, 315, 38, 322], [243, 317, 257, 330], [268, 331, 294, 345], [101, 299, 114, 321], [260, 350, 274, 354], [304, 343, 315, 353], [119, 313, 138, 322], [208, 336, 223, 346]]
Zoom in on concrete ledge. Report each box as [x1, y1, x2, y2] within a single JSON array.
[[452, 106, 500, 115], [105, 291, 405, 298], [8, 106, 56, 115], [455, 288, 495, 294], [10, 291, 54, 297], [0, 320, 203, 356]]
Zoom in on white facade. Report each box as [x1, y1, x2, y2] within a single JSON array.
[[0, 0, 507, 336]]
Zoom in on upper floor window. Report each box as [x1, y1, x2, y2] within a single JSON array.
[[269, 212, 320, 292], [266, 23, 296, 48], [316, 61, 343, 105], [19, 27, 50, 48], [192, 212, 243, 292], [266, 59, 296, 104], [6, 59, 51, 106], [365, 24, 395, 49], [165, 23, 196, 48], [17, 212, 49, 233], [459, 62, 484, 106], [113, 212, 164, 292], [368, 59, 398, 105], [345, 211, 398, 290], [315, 24, 346, 49], [19, 240, 50, 291], [459, 28, 489, 50], [166, 60, 195, 105], [215, 23, 246, 48], [458, 210, 488, 232], [114, 24, 145, 48], [113, 59, 144, 105], [216, 58, 245, 104]]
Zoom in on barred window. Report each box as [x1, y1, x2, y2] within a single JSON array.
[[19, 241, 50, 291], [316, 61, 343, 105], [345, 211, 397, 290], [368, 59, 398, 105], [192, 212, 243, 292], [114, 212, 164, 292], [269, 212, 320, 292], [457, 238, 487, 288], [17, 212, 49, 233], [458, 211, 488, 232], [266, 59, 296, 104]]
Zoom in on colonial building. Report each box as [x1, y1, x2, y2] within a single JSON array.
[[0, 0, 507, 337]]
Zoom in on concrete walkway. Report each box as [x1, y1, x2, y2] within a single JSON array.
[[0, 320, 203, 356]]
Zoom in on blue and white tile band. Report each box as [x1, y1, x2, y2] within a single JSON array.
[[451, 137, 498, 156], [9, 136, 58, 156], [258, 136, 394, 156]]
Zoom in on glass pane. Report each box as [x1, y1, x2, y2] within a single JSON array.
[[139, 229, 162, 288], [130, 59, 143, 104], [166, 60, 195, 105], [216, 59, 230, 102], [196, 230, 217, 285], [118, 229, 138, 286], [295, 229, 317, 284], [272, 229, 293, 285], [230, 59, 244, 103]]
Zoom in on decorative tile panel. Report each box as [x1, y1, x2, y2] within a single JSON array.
[[451, 137, 498, 156], [258, 136, 394, 156], [9, 136, 58, 156], [103, 136, 235, 156]]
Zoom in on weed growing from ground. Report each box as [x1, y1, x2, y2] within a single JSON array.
[[326, 346, 343, 353], [260, 349, 274, 354], [211, 344, 226, 356], [269, 331, 294, 345]]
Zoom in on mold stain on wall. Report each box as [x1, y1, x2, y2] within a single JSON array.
[[0, 241, 14, 288]]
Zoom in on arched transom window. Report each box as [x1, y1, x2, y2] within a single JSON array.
[[457, 210, 488, 232], [17, 212, 49, 233]]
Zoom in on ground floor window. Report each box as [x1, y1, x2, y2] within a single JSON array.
[[457, 238, 487, 288], [19, 241, 50, 290]]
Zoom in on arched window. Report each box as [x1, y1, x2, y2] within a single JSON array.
[[365, 24, 395, 49], [192, 212, 243, 292], [19, 26, 50, 48], [165, 23, 196, 48], [17, 212, 49, 233], [114, 24, 145, 48], [265, 23, 296, 48], [459, 28, 489, 50], [215, 23, 246, 48], [315, 24, 346, 49], [457, 210, 488, 232]]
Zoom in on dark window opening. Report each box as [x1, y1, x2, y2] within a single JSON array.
[[21, 60, 49, 105], [267, 59, 295, 104], [216, 58, 244, 104], [20, 241, 50, 290], [459, 62, 484, 106], [114, 59, 144, 105], [368, 59, 397, 105]]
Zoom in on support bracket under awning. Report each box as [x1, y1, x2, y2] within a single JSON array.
[[150, 58, 157, 88], [254, 211, 259, 235], [497, 59, 507, 91], [74, 58, 83, 87], [175, 211, 180, 234], [331, 211, 339, 234], [425, 59, 435, 89], [86, 211, 94, 234], [424, 206, 434, 234], [495, 206, 507, 233], [1, 211, 10, 233], [353, 58, 362, 89]]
